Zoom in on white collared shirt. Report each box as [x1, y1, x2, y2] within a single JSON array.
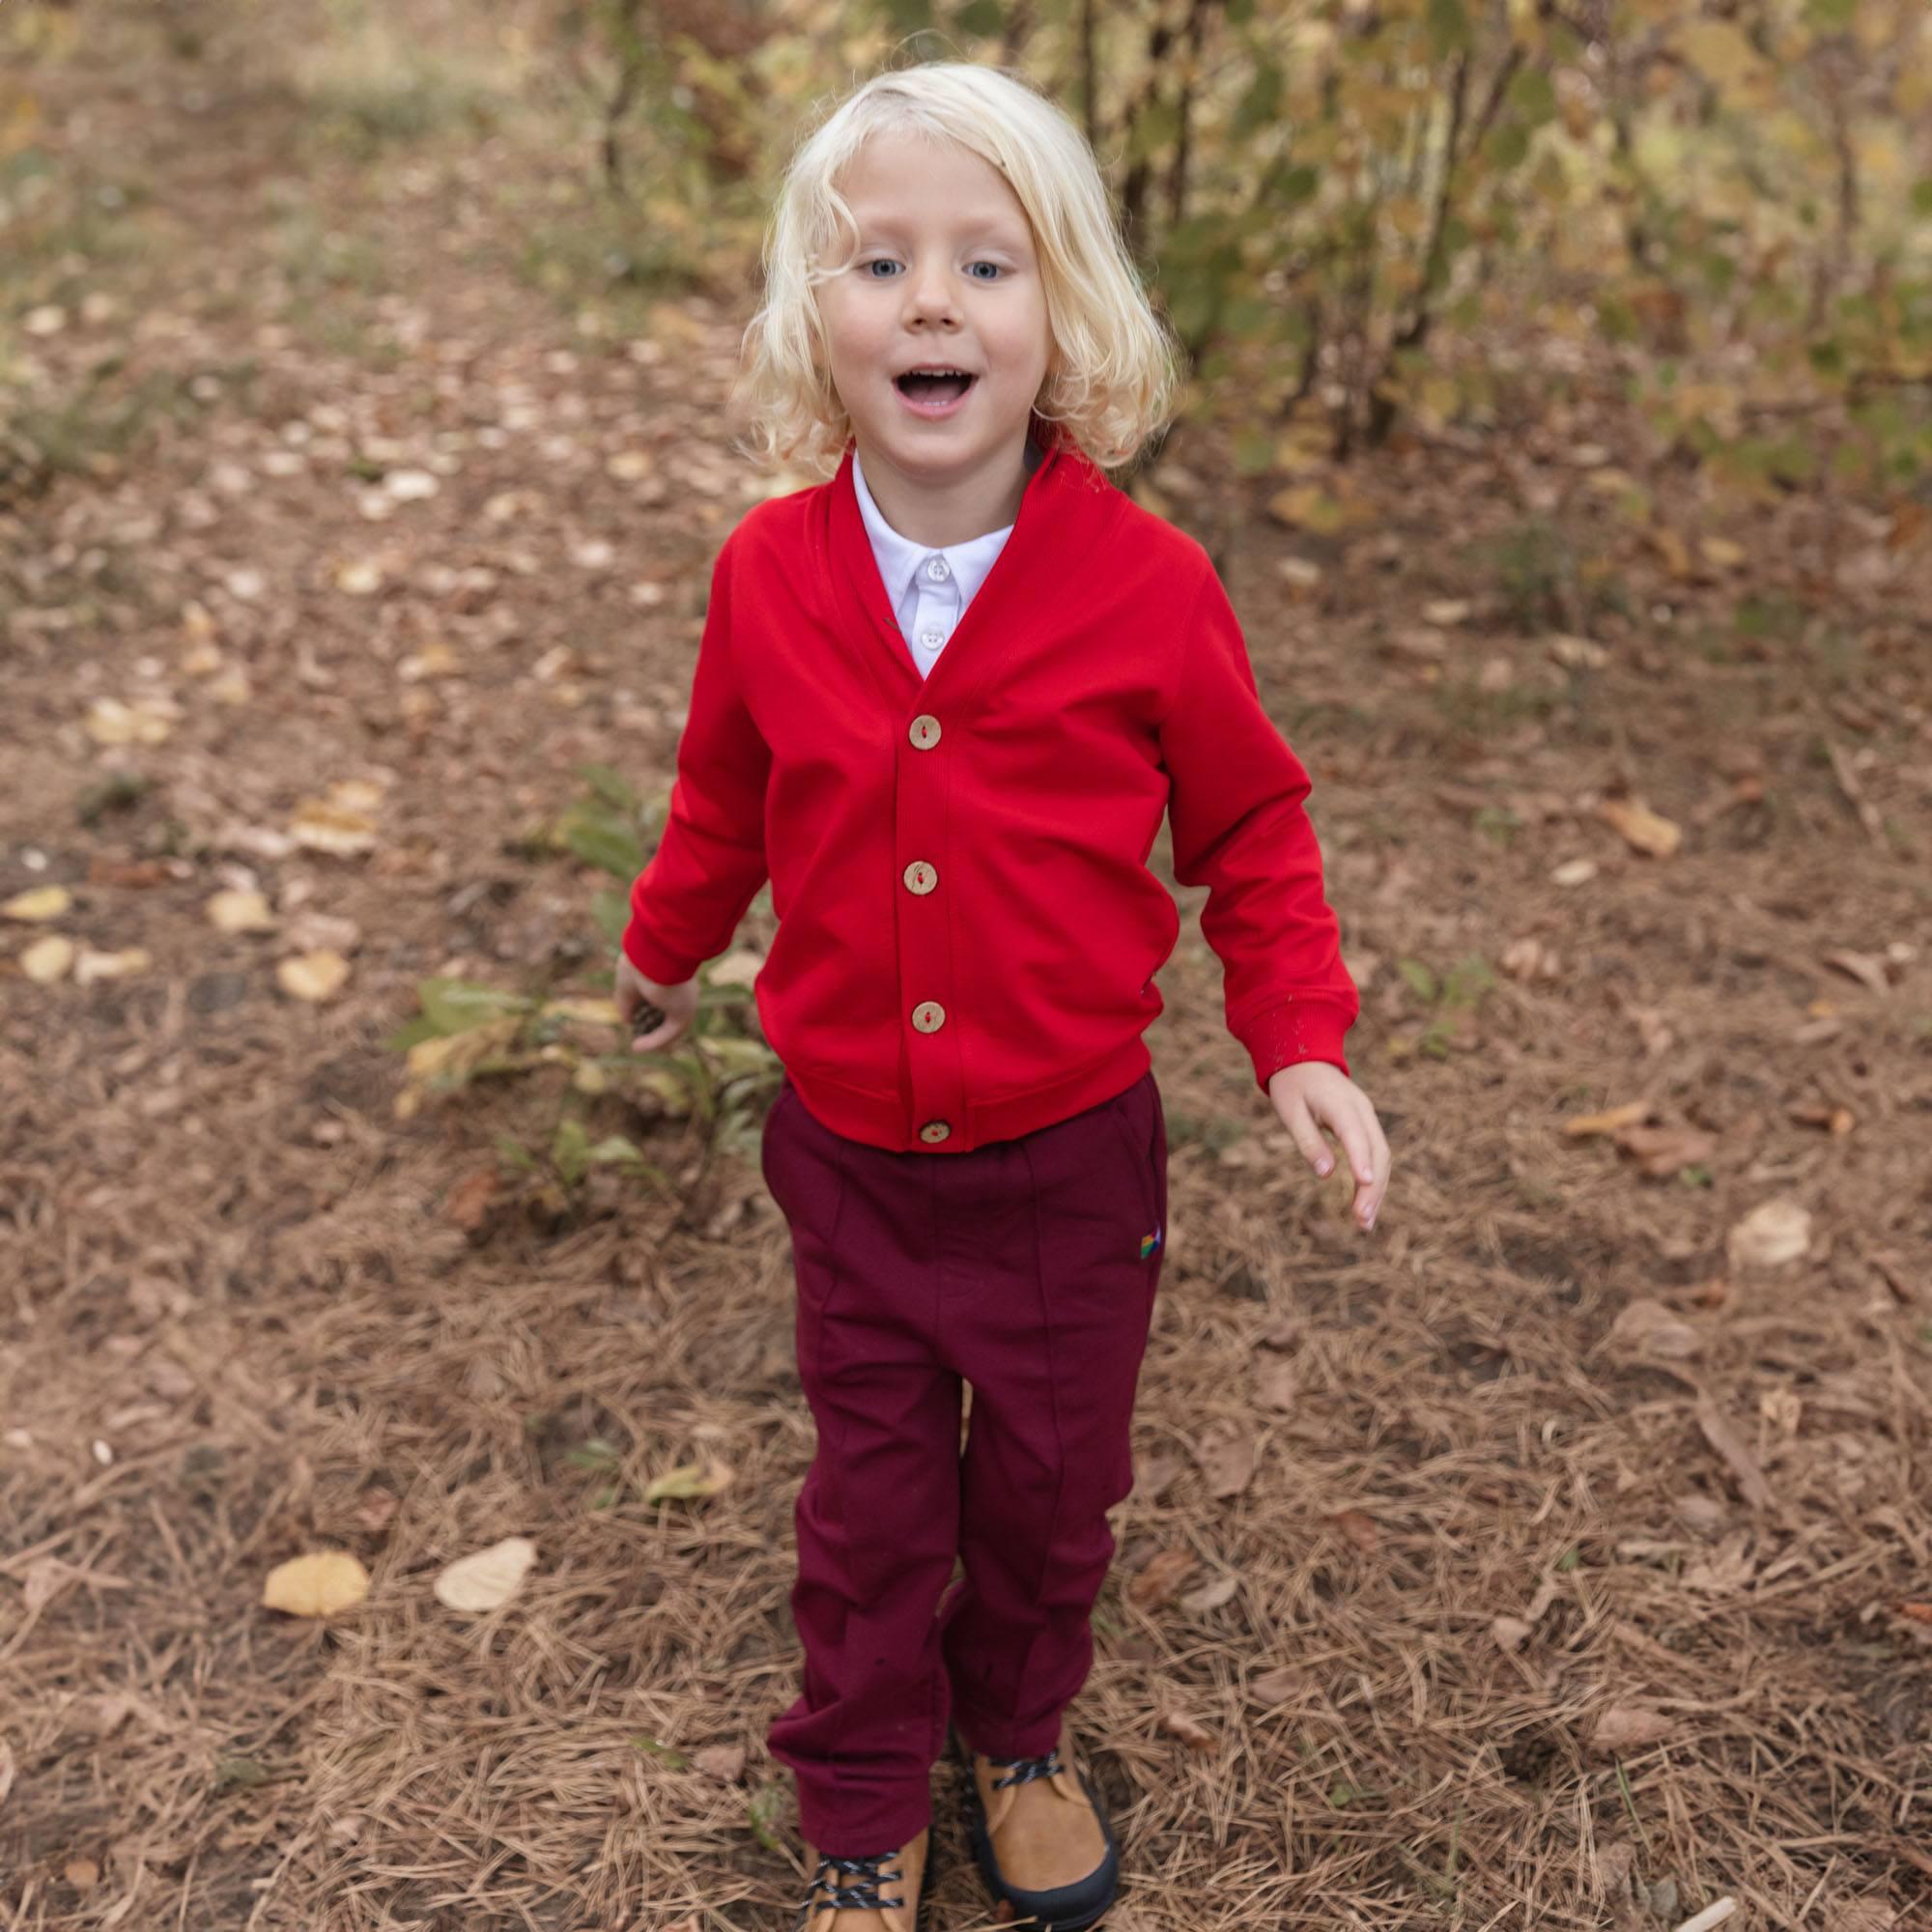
[[851, 442, 1039, 678]]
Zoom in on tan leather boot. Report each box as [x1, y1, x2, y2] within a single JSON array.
[[794, 1827, 928, 1931], [958, 1718, 1120, 1931]]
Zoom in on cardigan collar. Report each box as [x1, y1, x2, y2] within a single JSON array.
[[849, 437, 1041, 617], [825, 418, 1108, 711]]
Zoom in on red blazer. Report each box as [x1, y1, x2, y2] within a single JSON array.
[[623, 434, 1359, 1154]]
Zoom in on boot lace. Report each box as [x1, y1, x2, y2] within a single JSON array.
[[795, 1847, 905, 1924], [987, 1745, 1065, 1791]]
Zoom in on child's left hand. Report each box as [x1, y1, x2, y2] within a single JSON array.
[[1266, 1062, 1391, 1234]]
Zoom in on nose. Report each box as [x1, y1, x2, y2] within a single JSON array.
[[900, 252, 959, 327]]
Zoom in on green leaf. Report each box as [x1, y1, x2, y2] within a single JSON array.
[[747, 1781, 786, 1852], [590, 885, 629, 948], [574, 761, 639, 812], [631, 1736, 690, 1769], [1233, 63, 1283, 138], [1428, 0, 1470, 56], [1398, 958, 1439, 1004], [557, 799, 643, 880], [586, 1134, 643, 1165], [554, 1117, 590, 1186], [419, 978, 529, 1036]]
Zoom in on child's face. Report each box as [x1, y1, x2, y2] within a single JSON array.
[[817, 131, 1051, 485]]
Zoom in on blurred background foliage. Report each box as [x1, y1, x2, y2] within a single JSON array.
[[4, 0, 1930, 501]]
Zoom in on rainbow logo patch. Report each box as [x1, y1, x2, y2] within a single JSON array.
[[1140, 1227, 1162, 1260]]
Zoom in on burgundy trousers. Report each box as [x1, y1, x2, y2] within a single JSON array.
[[758, 1066, 1169, 1856]]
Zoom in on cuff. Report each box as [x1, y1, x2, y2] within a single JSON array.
[[620, 919, 700, 989], [1235, 1000, 1354, 1091]]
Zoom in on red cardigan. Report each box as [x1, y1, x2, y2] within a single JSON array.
[[622, 434, 1359, 1154]]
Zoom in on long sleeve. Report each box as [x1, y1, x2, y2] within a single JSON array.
[[620, 534, 772, 986], [1157, 557, 1360, 1088]]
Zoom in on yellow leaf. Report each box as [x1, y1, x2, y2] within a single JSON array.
[[1600, 798, 1682, 858], [1266, 484, 1349, 534], [432, 1536, 537, 1613], [4, 885, 71, 923], [85, 696, 175, 746], [278, 951, 351, 1002], [19, 935, 75, 982], [643, 1456, 733, 1504], [262, 1549, 370, 1618], [1563, 1100, 1650, 1138], [1698, 535, 1746, 571], [290, 800, 379, 857], [73, 947, 152, 985], [206, 890, 278, 934], [541, 996, 622, 1027]]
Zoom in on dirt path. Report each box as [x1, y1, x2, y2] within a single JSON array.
[[4, 12, 1930, 1929]]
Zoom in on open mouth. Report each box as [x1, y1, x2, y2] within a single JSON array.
[[895, 368, 977, 409]]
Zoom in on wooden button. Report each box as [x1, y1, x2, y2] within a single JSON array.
[[912, 1001, 946, 1033], [903, 861, 937, 895], [908, 714, 942, 750], [919, 1121, 951, 1143]]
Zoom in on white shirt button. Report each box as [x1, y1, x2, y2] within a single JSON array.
[[920, 1121, 952, 1143], [923, 556, 950, 582], [921, 629, 944, 648]]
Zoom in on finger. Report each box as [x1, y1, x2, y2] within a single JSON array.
[[1278, 1094, 1334, 1179]]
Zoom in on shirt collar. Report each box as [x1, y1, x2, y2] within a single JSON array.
[[850, 443, 1037, 611]]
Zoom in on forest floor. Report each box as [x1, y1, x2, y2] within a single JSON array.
[[3, 8, 1930, 1930]]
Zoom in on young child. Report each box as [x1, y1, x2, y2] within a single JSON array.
[[613, 60, 1391, 1932]]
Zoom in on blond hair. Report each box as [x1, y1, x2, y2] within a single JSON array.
[[732, 60, 1180, 478]]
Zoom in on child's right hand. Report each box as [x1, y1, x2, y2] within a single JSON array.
[[613, 953, 696, 1054]]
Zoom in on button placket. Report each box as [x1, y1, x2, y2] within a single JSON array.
[[898, 696, 959, 1148]]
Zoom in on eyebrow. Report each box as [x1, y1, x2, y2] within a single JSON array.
[[850, 215, 1030, 247]]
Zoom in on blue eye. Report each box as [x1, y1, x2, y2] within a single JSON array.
[[865, 259, 899, 278], [967, 262, 1003, 280]]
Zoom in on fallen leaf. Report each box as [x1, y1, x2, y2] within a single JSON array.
[[1588, 1705, 1675, 1751], [1600, 798, 1683, 858], [1550, 857, 1597, 888], [1695, 1397, 1776, 1512], [643, 1456, 733, 1504], [206, 890, 277, 934], [1821, 950, 1890, 996], [1613, 1123, 1718, 1179], [1248, 1666, 1297, 1707], [1492, 1615, 1532, 1652], [433, 1536, 537, 1613], [1196, 1425, 1256, 1500], [1563, 1099, 1650, 1138], [443, 1169, 501, 1233], [1725, 1199, 1811, 1271], [1605, 1297, 1701, 1359], [1132, 1451, 1185, 1501], [1126, 1547, 1197, 1609], [262, 1550, 370, 1618], [73, 948, 152, 985], [1316, 1511, 1375, 1556], [19, 935, 75, 982], [4, 885, 71, 923], [278, 951, 351, 1003], [1179, 1575, 1240, 1614], [1253, 1358, 1298, 1411], [1159, 1709, 1215, 1751], [693, 1743, 747, 1782], [63, 1859, 99, 1892], [86, 696, 176, 746]]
